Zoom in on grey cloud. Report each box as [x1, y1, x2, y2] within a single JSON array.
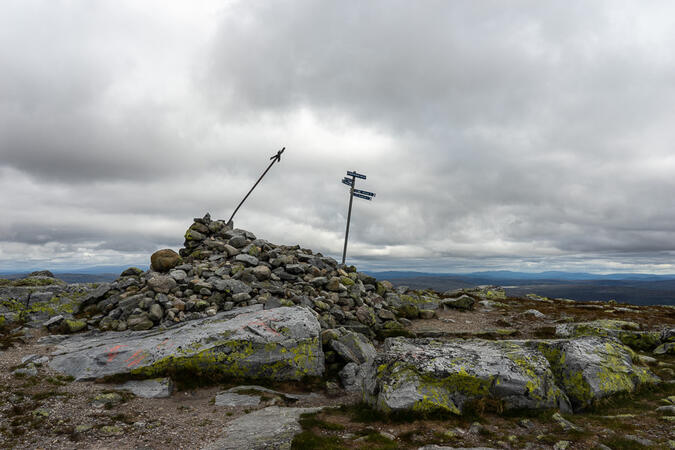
[[2, 1, 675, 273]]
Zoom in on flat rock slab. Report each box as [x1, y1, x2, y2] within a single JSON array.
[[215, 392, 261, 407], [112, 378, 173, 398], [225, 385, 322, 402], [202, 406, 323, 450], [48, 306, 324, 381]]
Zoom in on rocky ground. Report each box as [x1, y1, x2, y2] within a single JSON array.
[[1, 215, 674, 449]]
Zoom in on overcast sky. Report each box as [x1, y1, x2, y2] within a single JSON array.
[[2, 0, 675, 274]]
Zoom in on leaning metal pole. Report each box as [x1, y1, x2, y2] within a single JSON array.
[[341, 175, 355, 265], [227, 147, 285, 226]]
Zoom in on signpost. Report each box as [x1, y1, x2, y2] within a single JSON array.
[[341, 170, 375, 265], [227, 147, 285, 226]]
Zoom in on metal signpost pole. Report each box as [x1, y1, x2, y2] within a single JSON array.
[[340, 170, 374, 266], [227, 147, 285, 227], [341, 175, 355, 265]]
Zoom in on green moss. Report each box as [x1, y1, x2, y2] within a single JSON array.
[[130, 337, 321, 382], [377, 363, 493, 415], [396, 304, 419, 319], [291, 431, 346, 449], [618, 332, 661, 351]]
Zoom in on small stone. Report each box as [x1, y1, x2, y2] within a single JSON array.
[[623, 435, 654, 446], [252, 265, 272, 281], [74, 424, 93, 433], [147, 275, 177, 294], [215, 392, 261, 407], [232, 293, 251, 303], [553, 441, 571, 450], [235, 254, 259, 266], [148, 303, 163, 322], [654, 342, 675, 355], [169, 269, 188, 282], [228, 235, 248, 248], [468, 422, 484, 434], [114, 378, 173, 398], [44, 315, 65, 330], [63, 319, 87, 333], [656, 405, 675, 414], [128, 317, 154, 331], [91, 392, 123, 408], [121, 267, 143, 277], [638, 355, 658, 365], [552, 412, 582, 432], [419, 309, 435, 319], [379, 432, 395, 441], [518, 418, 534, 429], [13, 364, 38, 377], [100, 425, 123, 435], [377, 309, 395, 320], [523, 309, 545, 318]]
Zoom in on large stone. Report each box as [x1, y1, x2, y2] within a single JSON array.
[[151, 249, 182, 272], [533, 336, 660, 410], [330, 329, 376, 364], [363, 337, 571, 414], [48, 306, 323, 381], [202, 406, 323, 450], [441, 295, 475, 311], [556, 320, 661, 351]]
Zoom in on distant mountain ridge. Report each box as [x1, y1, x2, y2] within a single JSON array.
[[365, 270, 675, 306], [368, 270, 675, 281]]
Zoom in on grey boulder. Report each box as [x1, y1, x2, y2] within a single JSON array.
[[48, 306, 324, 381], [363, 337, 571, 414]]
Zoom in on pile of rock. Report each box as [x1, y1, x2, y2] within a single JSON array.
[[75, 214, 479, 335]]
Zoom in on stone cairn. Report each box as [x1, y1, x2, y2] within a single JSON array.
[[76, 213, 450, 337]]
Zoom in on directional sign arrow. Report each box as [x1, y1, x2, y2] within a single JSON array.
[[353, 189, 375, 197], [346, 170, 366, 180], [353, 193, 372, 201], [342, 179, 353, 186]]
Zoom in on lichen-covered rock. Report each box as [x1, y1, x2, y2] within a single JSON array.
[[48, 306, 324, 381], [555, 320, 661, 351], [441, 294, 475, 311], [534, 336, 660, 410], [363, 337, 571, 414]]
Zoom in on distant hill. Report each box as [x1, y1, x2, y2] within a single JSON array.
[[367, 271, 675, 306], [0, 265, 148, 284]]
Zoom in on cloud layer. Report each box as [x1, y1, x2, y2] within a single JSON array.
[[2, 0, 675, 273]]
